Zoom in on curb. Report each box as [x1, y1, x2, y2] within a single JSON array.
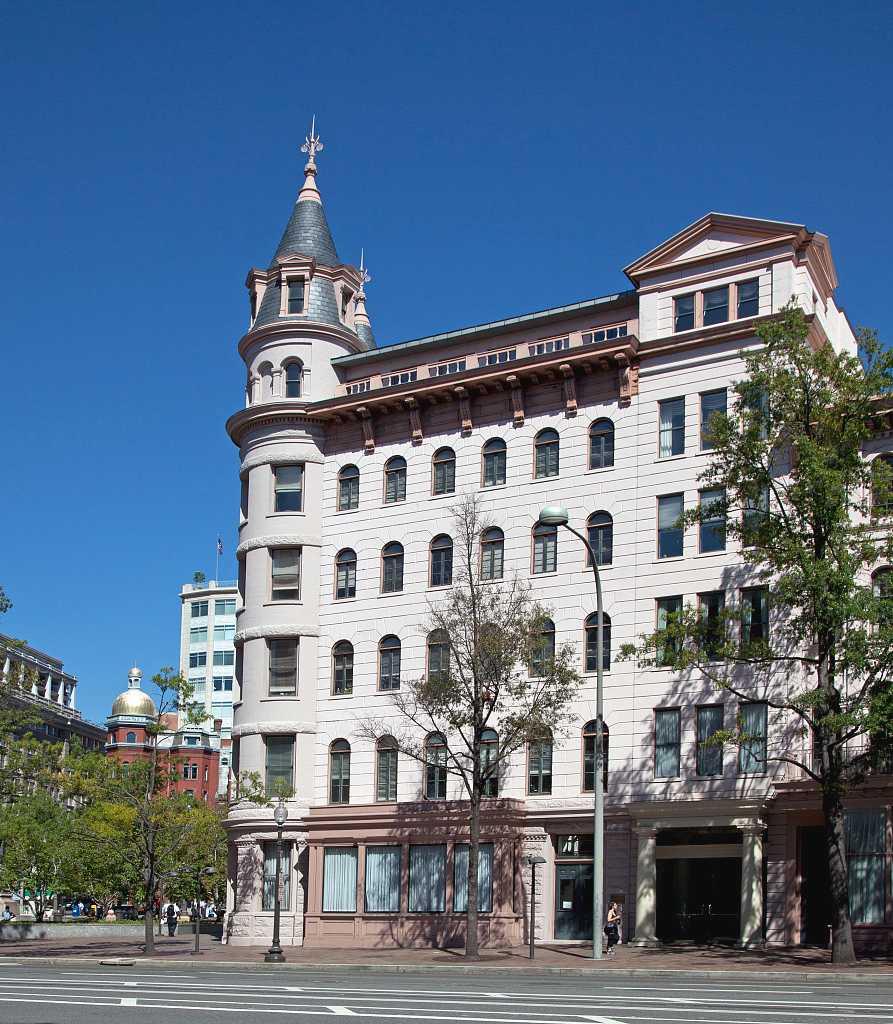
[[1, 954, 892, 984]]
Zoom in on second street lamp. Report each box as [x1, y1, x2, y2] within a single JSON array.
[[538, 504, 606, 960], [264, 798, 289, 963]]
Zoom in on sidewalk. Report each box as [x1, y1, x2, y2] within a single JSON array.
[[0, 934, 891, 978]]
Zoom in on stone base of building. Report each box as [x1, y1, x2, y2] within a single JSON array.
[[303, 912, 523, 949], [226, 910, 305, 947]]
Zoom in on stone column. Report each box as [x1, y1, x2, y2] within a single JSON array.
[[738, 823, 765, 947], [633, 825, 659, 946], [521, 828, 549, 944]]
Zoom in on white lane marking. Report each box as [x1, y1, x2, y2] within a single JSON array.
[[582, 1016, 628, 1024], [121, 997, 137, 1006], [329, 1009, 356, 1016], [125, 982, 138, 987], [604, 986, 817, 995]]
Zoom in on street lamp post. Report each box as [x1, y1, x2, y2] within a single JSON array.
[[525, 855, 547, 960], [191, 866, 216, 955], [538, 504, 605, 961], [264, 798, 289, 963]]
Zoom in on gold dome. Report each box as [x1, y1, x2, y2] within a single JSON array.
[[111, 688, 157, 718]]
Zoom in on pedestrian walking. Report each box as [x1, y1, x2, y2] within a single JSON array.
[[165, 902, 178, 937], [604, 901, 621, 956]]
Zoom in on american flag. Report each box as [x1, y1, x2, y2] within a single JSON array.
[[217, 536, 224, 556]]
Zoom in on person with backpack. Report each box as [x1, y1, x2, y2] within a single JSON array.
[[165, 902, 178, 937]]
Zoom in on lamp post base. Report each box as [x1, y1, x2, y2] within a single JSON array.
[[264, 948, 286, 963]]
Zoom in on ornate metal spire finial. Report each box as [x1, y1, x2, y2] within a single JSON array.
[[301, 115, 324, 169], [358, 248, 371, 295]]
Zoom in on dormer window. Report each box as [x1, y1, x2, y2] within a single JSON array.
[[341, 291, 353, 319], [703, 286, 729, 326], [287, 279, 305, 315], [737, 279, 759, 319]]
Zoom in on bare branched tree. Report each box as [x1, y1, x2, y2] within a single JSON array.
[[361, 496, 581, 959]]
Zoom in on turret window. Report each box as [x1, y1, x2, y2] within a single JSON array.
[[285, 363, 302, 398], [274, 465, 303, 512], [287, 278, 305, 315]]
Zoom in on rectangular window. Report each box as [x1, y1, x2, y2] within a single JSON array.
[[262, 843, 291, 911], [657, 494, 684, 558], [213, 650, 234, 666], [845, 809, 886, 924], [215, 599, 236, 616], [738, 702, 767, 773], [656, 596, 683, 666], [264, 735, 294, 794], [674, 294, 695, 332], [699, 488, 726, 553], [428, 359, 466, 378], [189, 652, 207, 669], [582, 323, 628, 344], [533, 527, 558, 574], [453, 843, 494, 913], [699, 590, 725, 660], [700, 389, 727, 450], [477, 348, 517, 367], [240, 477, 249, 521], [322, 848, 357, 913], [212, 676, 233, 692], [703, 285, 729, 326], [271, 548, 301, 601], [741, 587, 769, 647], [743, 486, 769, 543], [737, 278, 760, 319], [528, 737, 553, 795], [654, 708, 681, 778], [345, 379, 371, 395], [364, 846, 400, 912], [529, 336, 569, 356], [381, 369, 418, 388], [269, 639, 298, 696], [659, 398, 685, 457], [287, 279, 304, 315], [696, 705, 724, 776], [273, 465, 303, 512], [376, 746, 398, 800], [191, 601, 208, 618], [189, 627, 208, 643], [408, 844, 446, 912], [213, 624, 236, 641]]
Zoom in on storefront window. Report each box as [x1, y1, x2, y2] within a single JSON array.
[[453, 843, 493, 913], [322, 847, 357, 913], [364, 846, 400, 913], [262, 842, 291, 911], [408, 844, 446, 912], [845, 809, 886, 924]]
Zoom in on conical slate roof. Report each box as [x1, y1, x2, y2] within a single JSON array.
[[273, 197, 339, 266]]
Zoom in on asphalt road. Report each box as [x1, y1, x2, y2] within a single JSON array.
[[0, 960, 890, 1024]]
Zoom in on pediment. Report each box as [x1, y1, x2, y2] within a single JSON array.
[[625, 213, 808, 283]]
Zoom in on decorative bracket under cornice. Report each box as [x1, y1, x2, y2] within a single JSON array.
[[559, 363, 578, 417], [357, 406, 375, 454], [403, 397, 423, 445], [615, 353, 639, 407], [454, 386, 473, 436], [506, 374, 525, 427]]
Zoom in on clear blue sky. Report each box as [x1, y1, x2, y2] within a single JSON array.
[[1, 1, 891, 723]]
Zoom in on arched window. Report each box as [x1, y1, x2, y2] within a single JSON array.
[[429, 534, 453, 587], [872, 455, 893, 512], [583, 719, 609, 792], [589, 418, 615, 470], [587, 511, 613, 566], [338, 465, 359, 511], [482, 438, 507, 488], [532, 522, 558, 574], [425, 732, 447, 799], [480, 728, 498, 797], [381, 542, 404, 593], [384, 456, 407, 503], [530, 617, 555, 677], [125, 731, 136, 744], [427, 629, 450, 682], [585, 612, 612, 671], [534, 428, 560, 479], [284, 362, 302, 398], [480, 526, 504, 581], [259, 361, 273, 400], [378, 635, 401, 691], [528, 730, 553, 795], [432, 447, 456, 496], [334, 548, 357, 600], [329, 739, 351, 804], [332, 641, 354, 695], [376, 737, 398, 802]]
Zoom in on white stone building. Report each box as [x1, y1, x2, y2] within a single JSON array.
[[223, 125, 893, 954], [178, 579, 238, 794]]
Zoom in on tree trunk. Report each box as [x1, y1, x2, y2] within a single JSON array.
[[823, 786, 856, 964], [143, 868, 155, 954], [465, 797, 481, 960]]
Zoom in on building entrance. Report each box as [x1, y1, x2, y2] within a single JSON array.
[[656, 857, 741, 942], [799, 826, 831, 946], [554, 862, 593, 940]]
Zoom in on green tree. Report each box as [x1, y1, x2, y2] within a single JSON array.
[[620, 305, 893, 964], [0, 792, 72, 920], [65, 802, 141, 918], [362, 497, 582, 960]]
